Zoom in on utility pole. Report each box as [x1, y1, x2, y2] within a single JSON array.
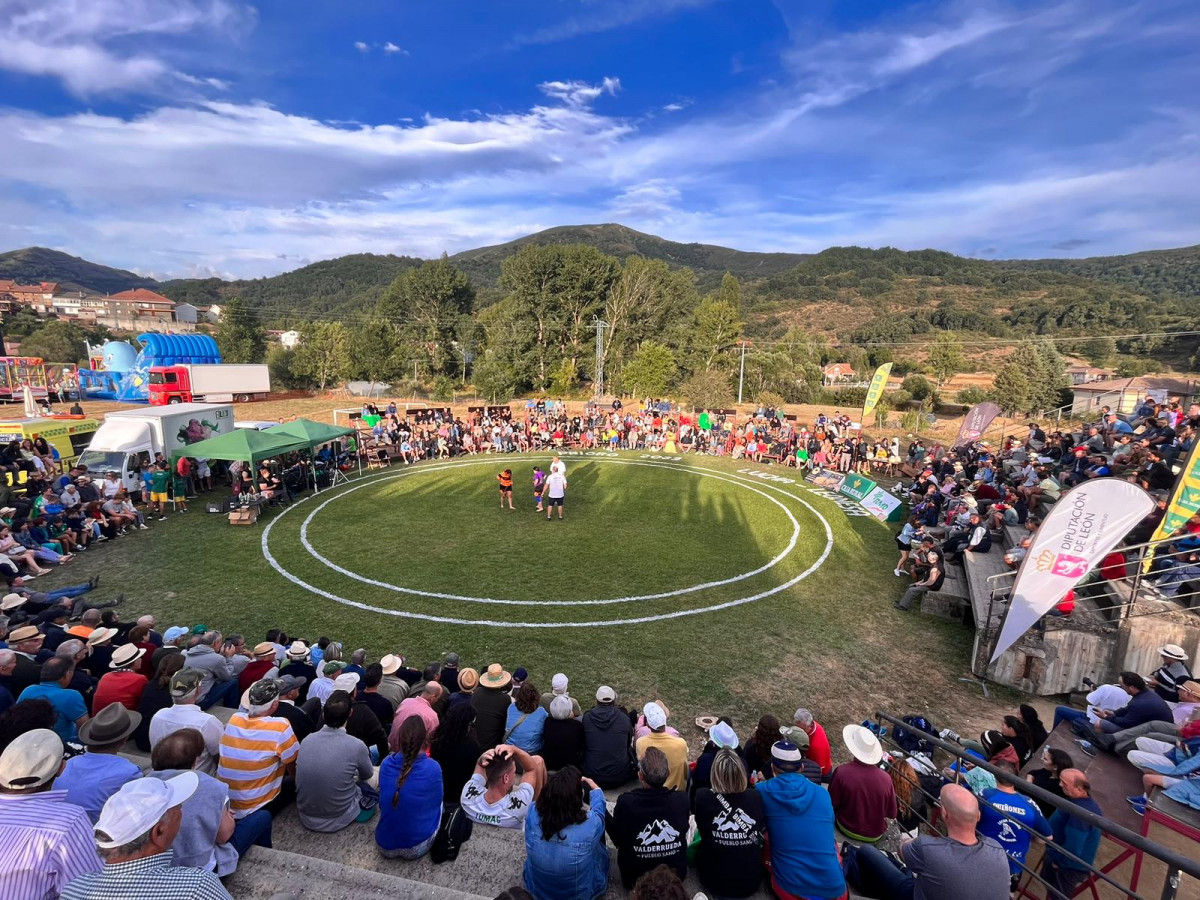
[[737, 340, 749, 405], [590, 318, 608, 399]]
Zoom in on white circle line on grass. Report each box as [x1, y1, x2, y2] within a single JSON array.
[[260, 457, 836, 628], [296, 457, 800, 606]]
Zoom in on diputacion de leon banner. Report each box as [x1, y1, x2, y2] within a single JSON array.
[[991, 479, 1154, 662]]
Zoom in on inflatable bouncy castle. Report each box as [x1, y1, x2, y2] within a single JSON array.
[[78, 334, 222, 402]]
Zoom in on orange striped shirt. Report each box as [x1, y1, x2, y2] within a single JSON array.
[[498, 472, 513, 489], [217, 713, 298, 818]]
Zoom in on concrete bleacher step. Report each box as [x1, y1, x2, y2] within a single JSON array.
[[919, 562, 970, 623], [224, 845, 489, 900], [962, 549, 1010, 628]]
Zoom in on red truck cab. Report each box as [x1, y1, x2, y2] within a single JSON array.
[[148, 366, 192, 405]]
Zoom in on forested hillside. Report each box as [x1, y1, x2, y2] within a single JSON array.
[[0, 247, 156, 294], [998, 245, 1200, 298]]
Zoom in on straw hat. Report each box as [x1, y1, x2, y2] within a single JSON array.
[[252, 641, 276, 660], [87, 627, 118, 647], [8, 625, 42, 644], [842, 724, 884, 766], [1160, 644, 1189, 662], [480, 663, 511, 688], [380, 654, 403, 676], [1, 593, 26, 611], [457, 667, 479, 692], [110, 644, 146, 670]]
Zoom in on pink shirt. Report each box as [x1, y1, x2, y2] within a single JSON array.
[[389, 696, 439, 752]]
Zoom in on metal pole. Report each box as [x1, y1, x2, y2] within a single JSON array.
[[737, 342, 747, 405]]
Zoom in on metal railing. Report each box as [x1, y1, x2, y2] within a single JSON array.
[[872, 711, 1200, 900]]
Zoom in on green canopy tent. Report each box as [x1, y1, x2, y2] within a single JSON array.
[[265, 418, 360, 487], [169, 428, 311, 471]]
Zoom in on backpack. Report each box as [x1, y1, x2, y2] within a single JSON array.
[[893, 715, 937, 754]]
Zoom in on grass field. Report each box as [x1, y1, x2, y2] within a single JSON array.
[[39, 449, 1025, 754]]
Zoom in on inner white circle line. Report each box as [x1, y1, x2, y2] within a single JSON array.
[[260, 457, 836, 628], [297, 457, 799, 606]]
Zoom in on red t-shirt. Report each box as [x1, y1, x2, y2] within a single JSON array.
[[239, 658, 276, 692], [176, 457, 191, 477], [93, 671, 147, 712], [1055, 589, 1075, 615], [808, 722, 833, 774]]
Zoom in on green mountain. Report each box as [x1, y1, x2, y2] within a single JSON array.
[[447, 223, 808, 291], [997, 245, 1200, 298], [159, 253, 424, 321], [0, 247, 156, 294]]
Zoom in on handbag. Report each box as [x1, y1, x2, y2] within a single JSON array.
[[430, 805, 473, 864]]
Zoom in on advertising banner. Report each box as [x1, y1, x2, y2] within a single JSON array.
[[861, 486, 904, 522], [953, 401, 1002, 448], [838, 472, 877, 502], [806, 470, 846, 491], [991, 480, 1154, 662], [861, 363, 893, 422], [1142, 440, 1200, 572]]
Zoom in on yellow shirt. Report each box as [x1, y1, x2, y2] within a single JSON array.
[[635, 731, 690, 791]]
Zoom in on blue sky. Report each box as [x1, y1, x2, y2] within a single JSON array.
[[1, 0, 1198, 279]]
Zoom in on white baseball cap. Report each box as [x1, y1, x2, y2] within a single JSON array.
[[643, 702, 667, 730], [333, 672, 360, 694], [94, 771, 198, 848], [551, 673, 568, 694], [0, 729, 63, 789]]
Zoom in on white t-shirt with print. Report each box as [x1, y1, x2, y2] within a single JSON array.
[[460, 773, 534, 829], [547, 472, 567, 499]]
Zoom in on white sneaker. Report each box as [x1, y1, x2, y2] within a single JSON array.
[[894, 568, 903, 576], [139, 524, 149, 530]]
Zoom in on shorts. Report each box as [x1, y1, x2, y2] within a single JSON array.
[[150, 492, 168, 503], [547, 496, 564, 507], [499, 486, 512, 494], [895, 537, 911, 552]]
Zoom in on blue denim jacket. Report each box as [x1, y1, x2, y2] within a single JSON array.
[[523, 788, 609, 900]]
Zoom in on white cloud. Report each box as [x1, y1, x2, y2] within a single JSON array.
[[510, 0, 715, 47], [0, 0, 249, 96], [537, 77, 620, 108], [609, 180, 681, 218], [383, 42, 408, 55], [354, 41, 370, 53]]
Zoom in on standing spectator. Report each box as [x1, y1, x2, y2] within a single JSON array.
[[147, 730, 239, 876], [150, 669, 224, 775], [217, 678, 299, 827], [60, 773, 233, 900], [92, 643, 148, 712], [634, 702, 688, 791], [472, 663, 514, 749], [828, 725, 898, 843], [1040, 770, 1103, 898], [0, 729, 103, 898], [16, 656, 88, 744], [694, 747, 766, 899], [582, 685, 634, 788], [377, 716, 443, 858], [757, 740, 847, 900], [296, 691, 378, 833], [523, 766, 609, 900], [55, 703, 143, 822], [608, 747, 689, 888]]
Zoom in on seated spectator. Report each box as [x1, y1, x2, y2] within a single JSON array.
[[297, 690, 378, 833], [472, 664, 515, 749], [217, 678, 299, 834], [829, 725, 897, 842], [744, 714, 781, 782], [56, 702, 143, 822], [53, 639, 95, 709], [16, 656, 88, 744], [60, 772, 233, 900], [439, 651, 461, 694], [1040, 770, 1103, 897], [757, 738, 847, 899], [896, 539, 945, 612], [184, 631, 240, 710], [694, 747, 765, 899], [581, 685, 634, 788], [377, 715, 443, 857], [149, 668, 223, 774], [634, 702, 688, 791], [791, 707, 833, 775], [391, 679, 442, 752], [523, 765, 608, 900], [451, 666, 478, 707], [540, 672, 582, 718], [131, 653, 184, 752], [1025, 747, 1075, 818], [975, 760, 1052, 888], [1147, 644, 1193, 704], [431, 702, 482, 807], [630, 865, 689, 900], [506, 682, 549, 755], [541, 694, 584, 771], [279, 640, 316, 699], [690, 719, 742, 802], [148, 729, 239, 876], [844, 783, 1009, 900], [378, 653, 410, 709], [0, 728, 103, 897], [272, 674, 316, 744], [608, 747, 689, 888], [358, 663, 395, 733], [237, 642, 279, 693], [941, 512, 991, 563], [461, 744, 547, 829]]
